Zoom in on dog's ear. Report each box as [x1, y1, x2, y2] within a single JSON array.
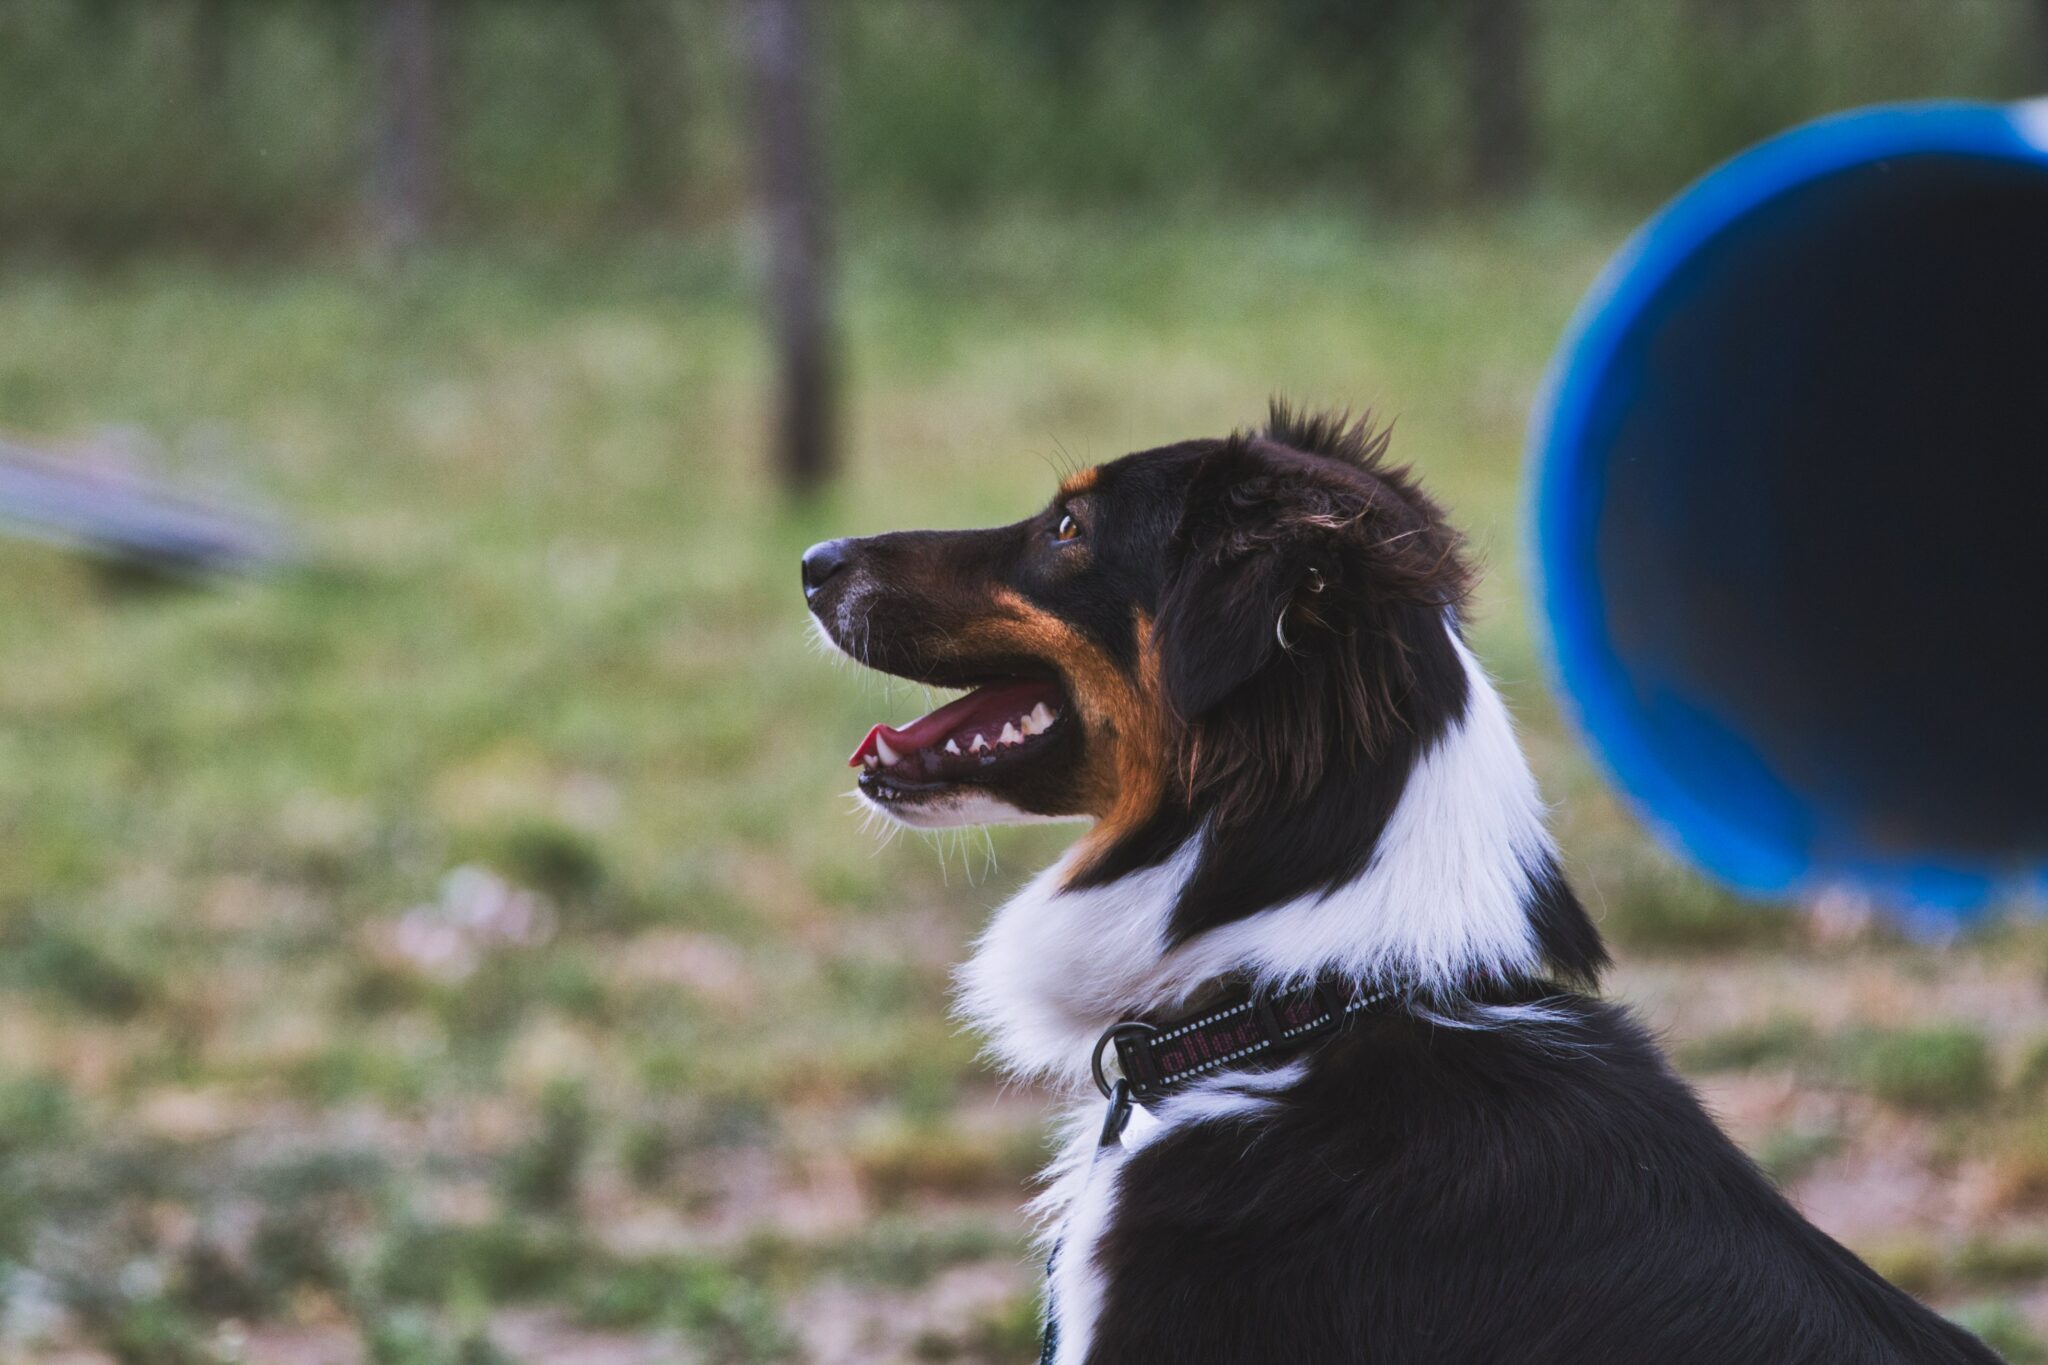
[[1155, 436, 1467, 731], [1155, 442, 1301, 720]]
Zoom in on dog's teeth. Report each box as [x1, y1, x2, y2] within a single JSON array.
[[863, 753, 879, 769], [999, 722, 1021, 745], [969, 733, 990, 753], [875, 734, 901, 765], [1027, 702, 1055, 732], [944, 738, 961, 755]]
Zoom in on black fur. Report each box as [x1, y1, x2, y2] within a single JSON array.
[[1069, 407, 1535, 960], [1521, 851, 1609, 987], [1145, 429, 1473, 945], [1087, 993, 1998, 1364], [808, 404, 1993, 1362]]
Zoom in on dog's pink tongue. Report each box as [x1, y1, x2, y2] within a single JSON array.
[[848, 680, 1060, 766]]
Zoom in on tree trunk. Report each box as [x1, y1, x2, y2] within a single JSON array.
[[187, 0, 234, 232], [1464, 0, 1533, 203], [604, 0, 688, 216], [745, 0, 836, 494], [368, 0, 444, 255]]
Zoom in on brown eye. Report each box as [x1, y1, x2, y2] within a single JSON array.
[[1055, 513, 1081, 543]]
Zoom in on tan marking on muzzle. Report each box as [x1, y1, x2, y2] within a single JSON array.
[[1070, 614, 1172, 880], [966, 591, 1170, 880]]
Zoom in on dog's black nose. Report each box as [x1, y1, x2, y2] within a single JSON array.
[[802, 538, 852, 599]]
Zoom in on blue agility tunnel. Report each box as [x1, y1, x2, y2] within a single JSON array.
[[1529, 100, 2048, 920]]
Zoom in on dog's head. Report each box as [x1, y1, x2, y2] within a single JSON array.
[[804, 403, 1474, 891]]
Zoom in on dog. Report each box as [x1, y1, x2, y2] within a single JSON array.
[[801, 404, 1997, 1364]]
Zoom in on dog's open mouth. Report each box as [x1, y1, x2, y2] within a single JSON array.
[[850, 678, 1068, 801]]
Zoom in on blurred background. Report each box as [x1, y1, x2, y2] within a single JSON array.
[[3, 1, 2048, 1361]]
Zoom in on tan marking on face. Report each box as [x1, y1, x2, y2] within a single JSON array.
[[1069, 614, 1171, 879], [957, 591, 1170, 880], [1056, 467, 1100, 500]]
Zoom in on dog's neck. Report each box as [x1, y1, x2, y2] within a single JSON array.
[[958, 633, 1595, 1089]]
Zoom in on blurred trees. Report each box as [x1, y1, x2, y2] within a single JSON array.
[[2, 0, 2037, 496], [0, 0, 2042, 255]]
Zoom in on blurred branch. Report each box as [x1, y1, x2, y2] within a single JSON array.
[[366, 0, 445, 255], [745, 0, 837, 495]]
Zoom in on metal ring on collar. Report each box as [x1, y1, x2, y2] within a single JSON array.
[[1091, 1020, 1159, 1099]]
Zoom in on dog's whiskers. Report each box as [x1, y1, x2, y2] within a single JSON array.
[[978, 826, 999, 881]]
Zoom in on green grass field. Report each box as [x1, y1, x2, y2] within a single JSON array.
[[2, 214, 2046, 1363]]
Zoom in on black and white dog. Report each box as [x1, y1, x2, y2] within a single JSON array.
[[801, 405, 1997, 1364]]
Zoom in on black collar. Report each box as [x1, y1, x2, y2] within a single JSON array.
[[1092, 978, 1391, 1105]]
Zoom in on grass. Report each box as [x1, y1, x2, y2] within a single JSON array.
[[1754, 1126, 1844, 1187], [2019, 1037, 2048, 1098], [1949, 1301, 2048, 1364], [1, 211, 2044, 1358], [1678, 1016, 1818, 1074], [1836, 1027, 1998, 1113], [1954, 1239, 2048, 1288]]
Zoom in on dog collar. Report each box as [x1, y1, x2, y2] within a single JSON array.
[[1091, 979, 1390, 1106]]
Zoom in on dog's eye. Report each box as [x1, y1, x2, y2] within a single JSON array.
[[1055, 513, 1081, 543]]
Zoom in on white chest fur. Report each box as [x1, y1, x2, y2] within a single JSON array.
[[958, 632, 1553, 1090], [961, 628, 1558, 1358], [1037, 1065, 1307, 1363]]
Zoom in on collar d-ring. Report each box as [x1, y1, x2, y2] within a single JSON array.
[[1091, 1020, 1159, 1098], [1276, 567, 1326, 652]]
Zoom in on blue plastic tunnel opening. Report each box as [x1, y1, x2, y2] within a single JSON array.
[[1534, 105, 2048, 914]]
